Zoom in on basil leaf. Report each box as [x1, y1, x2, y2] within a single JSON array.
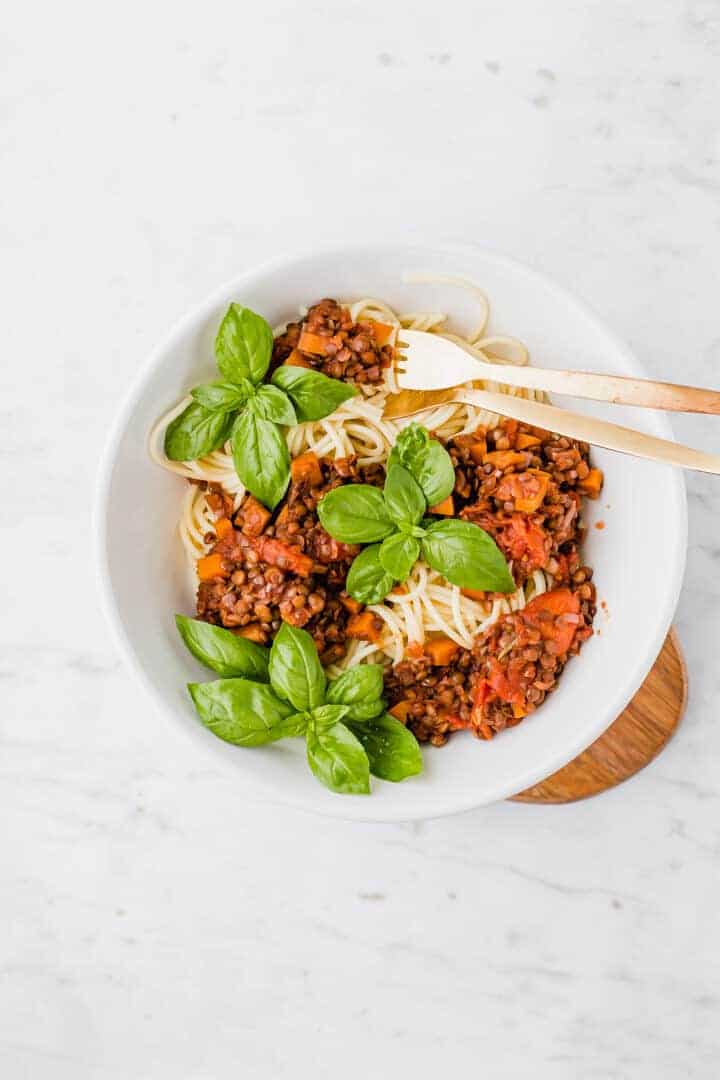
[[271, 365, 357, 422], [164, 402, 235, 462], [188, 679, 292, 746], [275, 712, 310, 738], [215, 303, 273, 384], [345, 544, 394, 604], [346, 714, 423, 782], [251, 384, 297, 426], [191, 381, 252, 412], [306, 721, 370, 795], [232, 410, 290, 509], [311, 703, 350, 731], [421, 519, 515, 593], [344, 697, 385, 722], [175, 615, 269, 680], [388, 423, 455, 506], [326, 664, 385, 707], [269, 623, 326, 711], [317, 485, 395, 543], [383, 464, 426, 526], [378, 533, 420, 582]]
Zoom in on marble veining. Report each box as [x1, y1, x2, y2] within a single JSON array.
[[2, 1, 720, 1076]]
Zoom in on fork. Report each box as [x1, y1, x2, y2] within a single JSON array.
[[394, 330, 720, 414], [384, 332, 720, 474]]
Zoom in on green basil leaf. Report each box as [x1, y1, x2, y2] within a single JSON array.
[[191, 381, 252, 412], [344, 697, 385, 721], [275, 712, 310, 738], [175, 615, 269, 680], [188, 679, 292, 746], [345, 544, 395, 604], [250, 384, 297, 426], [215, 303, 273, 384], [232, 409, 290, 509], [269, 623, 326, 711], [421, 519, 515, 593], [388, 422, 455, 506], [378, 533, 420, 582], [164, 402, 235, 462], [346, 714, 423, 782], [311, 703, 350, 731], [326, 664, 385, 707], [317, 485, 395, 543], [271, 365, 357, 422], [306, 721, 370, 795], [383, 464, 426, 526]]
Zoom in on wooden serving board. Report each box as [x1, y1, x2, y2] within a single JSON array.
[[509, 630, 687, 804]]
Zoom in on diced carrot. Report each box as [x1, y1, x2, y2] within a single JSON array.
[[578, 468, 604, 499], [483, 450, 529, 470], [389, 700, 412, 722], [469, 439, 488, 464], [340, 594, 363, 614], [237, 623, 266, 643], [275, 505, 290, 526], [368, 320, 396, 347], [197, 553, 228, 582], [285, 349, 312, 368], [496, 470, 550, 513], [425, 636, 460, 666], [347, 611, 383, 643], [298, 330, 330, 356], [429, 494, 454, 516], [254, 537, 314, 577], [215, 517, 234, 539], [291, 451, 323, 487], [239, 495, 271, 537], [522, 588, 581, 654], [461, 587, 488, 602], [516, 433, 542, 450], [512, 702, 529, 719]]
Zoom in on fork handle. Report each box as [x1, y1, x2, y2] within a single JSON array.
[[470, 361, 720, 415], [457, 388, 720, 474]]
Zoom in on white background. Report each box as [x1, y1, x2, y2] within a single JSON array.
[[3, 1, 720, 1076]]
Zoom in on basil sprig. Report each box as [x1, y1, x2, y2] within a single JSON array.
[[318, 424, 515, 602], [164, 303, 357, 508], [179, 617, 422, 794]]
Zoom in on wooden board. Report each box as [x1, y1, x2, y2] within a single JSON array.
[[510, 630, 687, 804]]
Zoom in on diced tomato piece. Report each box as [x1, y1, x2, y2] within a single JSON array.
[[501, 515, 550, 571], [254, 537, 314, 577], [521, 588, 581, 654]]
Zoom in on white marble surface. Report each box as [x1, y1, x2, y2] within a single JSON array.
[[3, 1, 720, 1076]]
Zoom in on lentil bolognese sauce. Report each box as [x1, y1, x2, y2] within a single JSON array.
[[150, 285, 603, 793]]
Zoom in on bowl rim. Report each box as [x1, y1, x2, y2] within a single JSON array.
[[94, 241, 688, 821]]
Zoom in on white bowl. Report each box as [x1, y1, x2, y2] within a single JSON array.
[[95, 243, 687, 822]]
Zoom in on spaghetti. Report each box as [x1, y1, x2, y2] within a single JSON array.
[[150, 281, 554, 672]]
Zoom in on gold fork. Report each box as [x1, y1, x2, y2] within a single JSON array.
[[383, 334, 720, 474]]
